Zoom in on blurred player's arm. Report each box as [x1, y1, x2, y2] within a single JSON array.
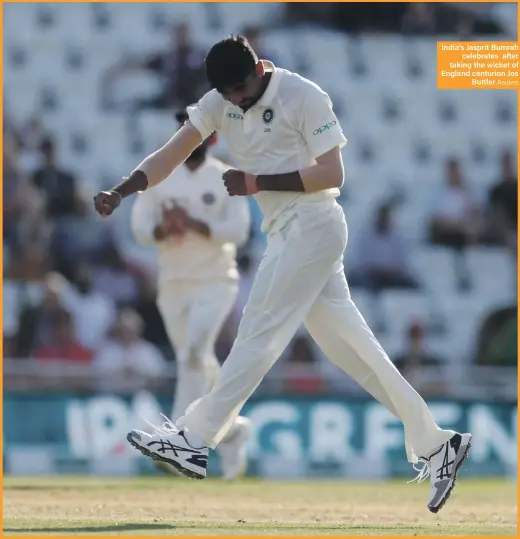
[[130, 190, 160, 245], [131, 189, 189, 244], [185, 195, 251, 246]]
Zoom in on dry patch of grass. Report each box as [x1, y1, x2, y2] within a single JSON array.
[[3, 476, 517, 536]]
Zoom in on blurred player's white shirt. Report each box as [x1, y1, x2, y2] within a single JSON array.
[[187, 60, 348, 233], [131, 156, 250, 287]]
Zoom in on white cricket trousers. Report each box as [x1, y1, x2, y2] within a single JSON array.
[[157, 279, 238, 430], [176, 199, 455, 463]]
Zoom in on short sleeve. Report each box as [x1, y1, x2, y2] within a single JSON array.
[[187, 90, 224, 141], [299, 86, 347, 159]]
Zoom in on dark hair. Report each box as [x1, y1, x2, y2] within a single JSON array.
[[205, 35, 258, 91]]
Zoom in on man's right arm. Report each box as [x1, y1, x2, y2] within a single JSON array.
[[133, 122, 203, 188], [94, 89, 224, 218], [93, 122, 202, 217]]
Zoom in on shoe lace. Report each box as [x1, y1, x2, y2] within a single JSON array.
[[408, 459, 431, 484], [144, 414, 178, 437]]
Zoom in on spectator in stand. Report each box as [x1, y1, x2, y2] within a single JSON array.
[[482, 149, 517, 251], [284, 334, 325, 394], [3, 103, 18, 139], [60, 264, 117, 353], [30, 137, 84, 220], [17, 116, 49, 174], [475, 306, 517, 367], [4, 246, 50, 359], [3, 335, 16, 359], [393, 321, 448, 397], [401, 2, 437, 35], [49, 188, 111, 281], [427, 157, 479, 290], [33, 308, 93, 364], [14, 271, 70, 357], [350, 203, 419, 292], [5, 243, 50, 287], [102, 22, 206, 111], [4, 133, 47, 251], [133, 274, 171, 358], [91, 243, 144, 307], [93, 309, 168, 391]]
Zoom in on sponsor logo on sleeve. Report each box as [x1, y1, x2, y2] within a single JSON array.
[[313, 120, 337, 135]]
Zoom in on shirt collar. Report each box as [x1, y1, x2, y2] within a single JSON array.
[[256, 60, 281, 107]]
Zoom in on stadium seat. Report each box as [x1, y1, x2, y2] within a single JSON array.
[[409, 246, 458, 293], [3, 3, 35, 43], [349, 287, 377, 329], [217, 2, 283, 33], [2, 282, 22, 338], [436, 294, 501, 363], [466, 247, 516, 303], [379, 290, 432, 343], [262, 31, 297, 71]]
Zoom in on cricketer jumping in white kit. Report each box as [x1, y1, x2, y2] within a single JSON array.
[[93, 36, 471, 514], [130, 115, 252, 480]]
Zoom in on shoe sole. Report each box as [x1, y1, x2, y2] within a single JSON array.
[[428, 434, 472, 514], [126, 433, 205, 480]]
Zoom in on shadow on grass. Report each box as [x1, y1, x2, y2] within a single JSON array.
[[4, 523, 429, 534], [4, 524, 175, 534]]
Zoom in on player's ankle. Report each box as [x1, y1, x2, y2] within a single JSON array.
[[183, 428, 206, 449]]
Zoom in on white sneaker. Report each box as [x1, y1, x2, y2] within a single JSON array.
[[127, 418, 208, 480], [217, 417, 252, 481], [410, 432, 472, 513]]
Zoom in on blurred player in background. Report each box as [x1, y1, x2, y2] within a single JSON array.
[[95, 35, 472, 513], [130, 109, 252, 480]]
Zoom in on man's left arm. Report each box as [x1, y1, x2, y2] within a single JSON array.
[[259, 146, 344, 193]]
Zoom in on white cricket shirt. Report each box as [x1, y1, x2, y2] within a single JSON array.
[[187, 61, 348, 233], [131, 155, 250, 286]]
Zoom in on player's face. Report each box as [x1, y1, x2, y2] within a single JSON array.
[[219, 72, 263, 111]]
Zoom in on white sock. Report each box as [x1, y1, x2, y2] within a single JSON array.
[[183, 427, 206, 449], [221, 421, 240, 444]]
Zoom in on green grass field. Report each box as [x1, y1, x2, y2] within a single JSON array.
[[3, 476, 517, 536]]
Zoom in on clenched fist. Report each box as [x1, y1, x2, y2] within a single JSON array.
[[93, 191, 122, 217], [222, 169, 258, 196]]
